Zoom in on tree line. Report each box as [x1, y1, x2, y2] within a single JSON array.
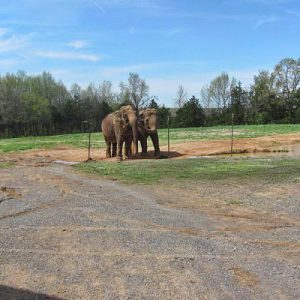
[[0, 57, 299, 138], [194, 57, 300, 126]]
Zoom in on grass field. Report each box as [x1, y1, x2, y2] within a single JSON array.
[[74, 156, 300, 184], [0, 162, 15, 169], [1, 124, 300, 154]]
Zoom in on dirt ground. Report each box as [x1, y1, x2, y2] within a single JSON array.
[[0, 133, 300, 299], [1, 132, 300, 164]]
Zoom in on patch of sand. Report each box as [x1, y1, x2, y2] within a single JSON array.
[[1, 133, 300, 164]]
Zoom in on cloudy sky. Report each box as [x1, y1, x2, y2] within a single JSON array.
[[0, 0, 299, 106]]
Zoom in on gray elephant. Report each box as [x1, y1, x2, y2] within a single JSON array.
[[101, 105, 138, 161], [138, 108, 160, 156]]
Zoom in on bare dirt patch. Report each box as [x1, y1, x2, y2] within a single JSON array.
[[171, 133, 300, 158], [230, 267, 260, 288], [1, 161, 300, 298], [1, 133, 300, 298], [1, 133, 300, 165]]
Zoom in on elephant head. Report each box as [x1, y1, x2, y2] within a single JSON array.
[[119, 105, 138, 155], [112, 111, 124, 133], [139, 108, 158, 134]]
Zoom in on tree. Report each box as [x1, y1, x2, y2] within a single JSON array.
[[272, 58, 300, 100], [158, 105, 171, 128], [200, 85, 211, 109], [148, 98, 159, 109], [120, 73, 149, 111], [272, 58, 300, 120], [174, 96, 205, 127], [230, 82, 249, 125], [206, 72, 236, 111], [249, 70, 286, 123], [99, 81, 118, 109], [174, 85, 187, 108]]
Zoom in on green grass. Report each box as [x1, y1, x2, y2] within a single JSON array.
[[0, 133, 106, 153], [1, 124, 300, 154], [0, 162, 15, 169], [74, 157, 300, 184], [158, 124, 300, 144]]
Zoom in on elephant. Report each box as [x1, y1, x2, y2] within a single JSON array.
[[101, 105, 139, 161], [126, 108, 160, 157]]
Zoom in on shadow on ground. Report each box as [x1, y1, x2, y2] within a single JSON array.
[[127, 150, 183, 160], [0, 285, 63, 300]]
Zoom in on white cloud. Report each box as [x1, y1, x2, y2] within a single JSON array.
[[0, 58, 18, 68], [253, 16, 277, 29], [67, 40, 89, 49], [36, 51, 102, 61], [286, 10, 300, 18], [0, 34, 29, 53], [0, 28, 9, 37], [90, 0, 105, 11], [100, 61, 205, 78], [100, 63, 156, 77], [37, 62, 262, 107]]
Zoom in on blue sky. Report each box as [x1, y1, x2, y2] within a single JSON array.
[[0, 0, 299, 106]]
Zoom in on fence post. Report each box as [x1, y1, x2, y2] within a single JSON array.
[[167, 115, 170, 154], [231, 113, 234, 156], [83, 121, 92, 161]]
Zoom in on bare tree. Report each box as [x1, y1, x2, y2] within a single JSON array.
[[99, 80, 116, 105], [272, 58, 300, 100], [174, 85, 187, 108], [120, 73, 149, 111], [208, 72, 236, 111], [200, 85, 211, 109]]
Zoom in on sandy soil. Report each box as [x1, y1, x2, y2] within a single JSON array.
[[0, 164, 299, 299], [1, 133, 300, 164], [0, 133, 300, 299]]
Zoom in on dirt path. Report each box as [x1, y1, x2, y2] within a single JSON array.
[[0, 163, 299, 299], [1, 133, 300, 164]]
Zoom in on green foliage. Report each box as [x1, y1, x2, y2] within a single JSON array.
[[0, 72, 117, 137], [157, 105, 171, 128], [148, 99, 170, 128], [230, 82, 249, 125], [0, 57, 299, 138], [148, 99, 159, 109], [174, 96, 205, 127]]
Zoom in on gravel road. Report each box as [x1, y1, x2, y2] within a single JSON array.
[[0, 163, 299, 299]]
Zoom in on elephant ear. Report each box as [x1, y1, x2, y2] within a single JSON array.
[[112, 111, 122, 125], [121, 111, 130, 128]]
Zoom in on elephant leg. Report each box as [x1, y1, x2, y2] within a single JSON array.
[[140, 137, 147, 156], [117, 139, 124, 161], [112, 143, 117, 157], [124, 139, 131, 159], [105, 138, 111, 158], [150, 132, 160, 156]]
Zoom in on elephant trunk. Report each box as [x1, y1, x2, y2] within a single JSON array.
[[129, 114, 138, 155]]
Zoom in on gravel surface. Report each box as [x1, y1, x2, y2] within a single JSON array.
[[0, 164, 299, 299]]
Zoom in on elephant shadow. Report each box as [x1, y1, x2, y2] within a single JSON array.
[[129, 150, 182, 160], [0, 285, 63, 300]]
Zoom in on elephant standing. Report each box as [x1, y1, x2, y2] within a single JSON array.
[[101, 105, 139, 161], [126, 108, 160, 156]]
